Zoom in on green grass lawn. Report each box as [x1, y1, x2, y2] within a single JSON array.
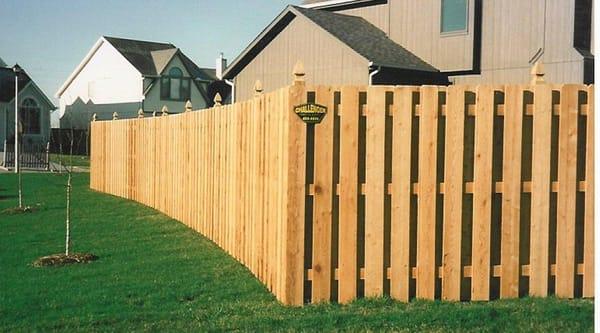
[[49, 154, 90, 167], [0, 173, 594, 332]]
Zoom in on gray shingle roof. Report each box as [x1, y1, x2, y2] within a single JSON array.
[[0, 67, 31, 102], [103, 36, 217, 80], [103, 36, 176, 76], [292, 6, 438, 72]]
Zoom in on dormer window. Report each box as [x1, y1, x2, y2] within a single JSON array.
[[160, 67, 191, 101], [441, 0, 468, 34]]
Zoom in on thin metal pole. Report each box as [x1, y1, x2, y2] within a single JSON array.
[[14, 73, 18, 174]]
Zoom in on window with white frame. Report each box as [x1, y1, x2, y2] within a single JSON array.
[[160, 67, 191, 101], [441, 0, 468, 34]]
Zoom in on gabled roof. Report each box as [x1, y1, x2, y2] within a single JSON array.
[[0, 67, 30, 102], [223, 5, 437, 80], [0, 67, 56, 109], [57, 36, 217, 98], [295, 7, 437, 71], [103, 36, 176, 76], [0, 57, 7, 67]]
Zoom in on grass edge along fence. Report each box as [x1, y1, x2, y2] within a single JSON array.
[[91, 68, 594, 306]]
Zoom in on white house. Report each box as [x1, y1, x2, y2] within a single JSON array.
[[0, 61, 56, 151], [56, 36, 219, 129]]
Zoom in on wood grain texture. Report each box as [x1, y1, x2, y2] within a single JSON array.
[[416, 86, 439, 300], [365, 86, 387, 297], [390, 87, 415, 301], [442, 85, 465, 301], [90, 83, 593, 305], [472, 85, 494, 301], [529, 84, 552, 297], [338, 86, 360, 303], [500, 85, 524, 298], [555, 85, 579, 298]]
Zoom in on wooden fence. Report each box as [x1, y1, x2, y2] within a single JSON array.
[[91, 73, 594, 306]]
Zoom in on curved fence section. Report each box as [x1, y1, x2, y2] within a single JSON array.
[[91, 81, 594, 305]]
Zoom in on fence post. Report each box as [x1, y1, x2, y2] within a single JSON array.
[[112, 112, 119, 120], [185, 100, 193, 112], [161, 106, 168, 116], [138, 108, 144, 118], [282, 61, 307, 305]]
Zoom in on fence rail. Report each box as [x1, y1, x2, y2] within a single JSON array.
[[3, 141, 50, 170], [91, 76, 594, 305]]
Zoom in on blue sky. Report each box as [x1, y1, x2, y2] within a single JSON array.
[[0, 0, 299, 103]]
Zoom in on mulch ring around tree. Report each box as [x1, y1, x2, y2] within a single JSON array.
[[2, 206, 36, 215], [33, 253, 98, 267]]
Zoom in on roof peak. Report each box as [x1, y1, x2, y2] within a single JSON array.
[[103, 35, 175, 48]]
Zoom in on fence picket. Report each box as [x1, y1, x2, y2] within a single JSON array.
[[442, 85, 466, 301], [390, 86, 415, 302], [416, 86, 439, 300], [529, 84, 552, 297], [338, 86, 360, 303], [365, 86, 387, 297], [311, 86, 335, 302], [583, 85, 594, 298], [555, 85, 579, 298], [472, 86, 495, 301], [500, 85, 524, 298]]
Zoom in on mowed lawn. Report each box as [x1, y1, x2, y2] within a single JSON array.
[[0, 173, 593, 332]]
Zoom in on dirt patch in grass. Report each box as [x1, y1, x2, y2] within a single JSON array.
[[2, 206, 36, 215], [33, 253, 98, 267]]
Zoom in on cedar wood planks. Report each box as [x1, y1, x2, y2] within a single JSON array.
[[311, 86, 335, 302], [416, 86, 439, 300], [365, 86, 387, 297], [338, 86, 360, 303], [90, 82, 593, 306], [500, 85, 524, 298], [442, 85, 465, 301], [390, 86, 415, 301]]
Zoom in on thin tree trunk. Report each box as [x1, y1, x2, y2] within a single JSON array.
[[65, 127, 74, 256], [65, 172, 71, 256], [17, 163, 22, 208]]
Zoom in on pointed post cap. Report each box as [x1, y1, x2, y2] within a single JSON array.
[[161, 105, 168, 116], [112, 112, 118, 120], [137, 108, 144, 118], [92, 113, 97, 122], [293, 61, 305, 83], [214, 92, 222, 106], [254, 80, 263, 96], [185, 100, 193, 112], [152, 110, 157, 117], [530, 61, 545, 85]]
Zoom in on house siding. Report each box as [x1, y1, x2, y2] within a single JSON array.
[[0, 83, 52, 149], [58, 40, 144, 129], [308, 0, 591, 84], [143, 55, 209, 113], [58, 40, 144, 119], [234, 14, 369, 102]]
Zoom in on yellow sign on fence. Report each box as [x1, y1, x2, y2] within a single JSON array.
[[293, 103, 327, 124]]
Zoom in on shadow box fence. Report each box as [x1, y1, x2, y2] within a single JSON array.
[[90, 66, 594, 306]]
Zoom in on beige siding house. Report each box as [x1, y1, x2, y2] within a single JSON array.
[[224, 0, 593, 101]]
